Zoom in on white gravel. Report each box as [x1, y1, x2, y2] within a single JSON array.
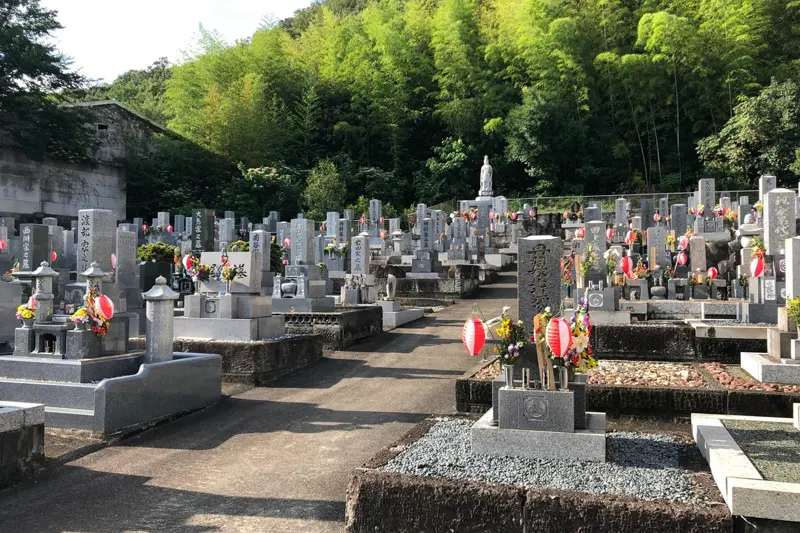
[[381, 419, 704, 504]]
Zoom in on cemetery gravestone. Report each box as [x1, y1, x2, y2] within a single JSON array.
[[764, 189, 796, 255]]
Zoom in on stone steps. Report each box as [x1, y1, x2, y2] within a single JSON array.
[[45, 406, 95, 431], [0, 378, 97, 410]]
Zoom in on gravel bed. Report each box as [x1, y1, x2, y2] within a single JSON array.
[[382, 419, 709, 505], [723, 419, 800, 483], [702, 362, 800, 392], [588, 360, 706, 388], [697, 320, 774, 327]]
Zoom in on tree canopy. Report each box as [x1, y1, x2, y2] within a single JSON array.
[[0, 0, 94, 161], [53, 0, 800, 218]]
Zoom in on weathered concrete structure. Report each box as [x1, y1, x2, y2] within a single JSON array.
[[0, 101, 166, 222]]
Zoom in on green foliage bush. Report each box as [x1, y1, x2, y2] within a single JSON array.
[[137, 242, 178, 263]]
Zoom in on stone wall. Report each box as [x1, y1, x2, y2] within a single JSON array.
[[0, 148, 126, 221]]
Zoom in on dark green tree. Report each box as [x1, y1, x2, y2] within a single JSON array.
[[0, 0, 94, 161]]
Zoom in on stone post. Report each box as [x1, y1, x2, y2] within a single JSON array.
[[142, 276, 178, 364]]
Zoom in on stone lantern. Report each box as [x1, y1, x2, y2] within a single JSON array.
[[81, 261, 107, 296], [142, 276, 178, 364], [30, 261, 58, 324]]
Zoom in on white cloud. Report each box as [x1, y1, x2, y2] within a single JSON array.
[[40, 0, 313, 83]]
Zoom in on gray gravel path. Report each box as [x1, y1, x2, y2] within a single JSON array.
[[382, 419, 705, 504]]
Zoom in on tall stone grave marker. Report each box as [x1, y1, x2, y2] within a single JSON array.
[[689, 235, 707, 273], [671, 204, 687, 233], [760, 174, 777, 200], [518, 236, 562, 335], [640, 199, 655, 230], [647, 226, 668, 269], [584, 206, 601, 222], [191, 209, 215, 253], [369, 199, 382, 225], [699, 178, 715, 231], [19, 224, 49, 272], [764, 189, 796, 255], [77, 209, 115, 274], [614, 198, 627, 239], [325, 212, 340, 238], [585, 220, 607, 278], [351, 234, 369, 276]]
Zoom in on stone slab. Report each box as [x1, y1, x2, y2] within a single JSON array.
[[692, 413, 800, 522], [741, 352, 800, 384], [578, 310, 631, 325], [382, 309, 424, 329], [174, 318, 258, 341], [272, 297, 335, 313], [471, 410, 606, 462], [686, 320, 768, 340], [0, 353, 143, 383]]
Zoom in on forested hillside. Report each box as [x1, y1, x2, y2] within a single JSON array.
[[82, 0, 800, 218]]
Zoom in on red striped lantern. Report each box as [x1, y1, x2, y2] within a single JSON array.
[[111, 253, 117, 271], [620, 256, 633, 275], [625, 231, 635, 245], [380, 216, 384, 224], [529, 209, 535, 217], [0, 240, 6, 251], [679, 236, 689, 250], [93, 294, 115, 320], [50, 251, 57, 262], [546, 317, 572, 358], [462, 317, 487, 356], [167, 225, 173, 233], [575, 227, 586, 239], [706, 267, 718, 280], [359, 216, 365, 225], [182, 254, 194, 271], [606, 228, 613, 240], [28, 297, 36, 310], [141, 224, 147, 232], [380, 230, 387, 239], [677, 252, 688, 266], [750, 256, 765, 277], [284, 237, 291, 247]]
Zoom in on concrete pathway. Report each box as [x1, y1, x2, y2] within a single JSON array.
[[0, 272, 517, 533]]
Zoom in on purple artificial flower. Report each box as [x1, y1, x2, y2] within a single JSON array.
[[508, 343, 516, 352]]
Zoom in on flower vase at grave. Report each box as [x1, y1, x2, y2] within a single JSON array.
[[504, 365, 514, 388], [576, 275, 585, 290], [558, 367, 570, 391], [22, 318, 34, 328], [606, 276, 613, 288]]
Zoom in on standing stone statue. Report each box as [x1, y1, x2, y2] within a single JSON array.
[[479, 156, 493, 197]]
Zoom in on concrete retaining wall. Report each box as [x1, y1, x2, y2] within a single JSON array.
[[0, 402, 44, 490], [94, 352, 221, 435], [278, 308, 382, 351], [346, 418, 733, 533]]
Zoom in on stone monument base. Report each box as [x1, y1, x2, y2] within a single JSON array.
[[741, 352, 800, 385], [272, 297, 335, 313], [174, 316, 285, 341], [377, 300, 424, 329], [471, 410, 606, 462]]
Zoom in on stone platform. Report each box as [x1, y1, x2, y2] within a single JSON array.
[[0, 401, 44, 490], [132, 335, 324, 385], [376, 300, 424, 329], [693, 412, 800, 522], [0, 352, 221, 436], [276, 306, 383, 350], [471, 410, 607, 462], [173, 316, 285, 341]]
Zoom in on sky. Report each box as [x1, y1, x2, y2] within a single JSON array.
[[40, 0, 314, 84]]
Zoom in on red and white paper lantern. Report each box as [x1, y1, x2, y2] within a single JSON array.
[[706, 267, 718, 280], [606, 228, 613, 240], [678, 236, 689, 250], [359, 216, 365, 225], [575, 227, 586, 239], [50, 251, 57, 262], [462, 317, 487, 357], [93, 294, 115, 320], [182, 254, 194, 271], [620, 256, 633, 275], [750, 256, 765, 277], [677, 252, 688, 266], [167, 225, 173, 233], [625, 231, 635, 245], [0, 240, 6, 251], [284, 237, 291, 247], [380, 230, 387, 239], [546, 317, 572, 358]]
